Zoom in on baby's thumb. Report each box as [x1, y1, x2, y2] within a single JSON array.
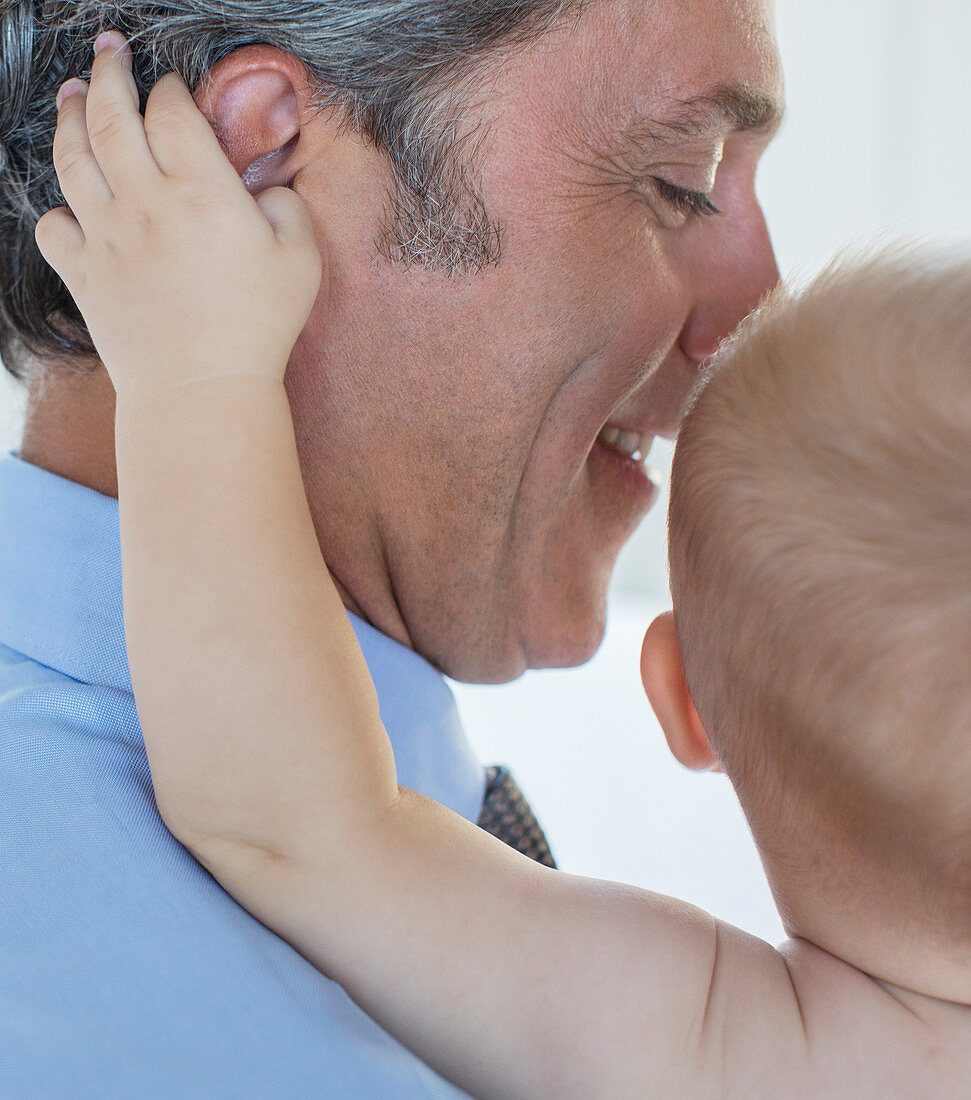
[[255, 186, 322, 265]]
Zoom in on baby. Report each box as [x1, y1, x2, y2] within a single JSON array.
[[37, 33, 970, 1099]]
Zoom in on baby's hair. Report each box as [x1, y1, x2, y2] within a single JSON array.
[[669, 245, 971, 938]]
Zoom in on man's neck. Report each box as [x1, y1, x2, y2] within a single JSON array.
[[20, 363, 119, 498], [18, 360, 415, 654]]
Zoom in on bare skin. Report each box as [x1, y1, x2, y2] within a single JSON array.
[[24, 0, 782, 683], [35, 31, 971, 1100]]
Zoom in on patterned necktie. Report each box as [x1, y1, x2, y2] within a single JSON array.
[[476, 766, 557, 869]]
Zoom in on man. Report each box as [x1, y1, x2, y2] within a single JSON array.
[[0, 0, 782, 1095]]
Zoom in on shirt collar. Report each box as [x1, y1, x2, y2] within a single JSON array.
[[0, 450, 484, 817]]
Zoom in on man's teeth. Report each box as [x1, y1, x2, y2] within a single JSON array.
[[598, 426, 650, 463]]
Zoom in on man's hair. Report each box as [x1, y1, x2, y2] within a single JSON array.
[[669, 246, 971, 934], [0, 0, 584, 381]]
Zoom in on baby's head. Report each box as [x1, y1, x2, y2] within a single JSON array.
[[641, 246, 971, 996]]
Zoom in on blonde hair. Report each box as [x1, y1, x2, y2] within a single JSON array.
[[669, 245, 971, 932]]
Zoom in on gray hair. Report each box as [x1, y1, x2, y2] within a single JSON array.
[[0, 0, 584, 380]]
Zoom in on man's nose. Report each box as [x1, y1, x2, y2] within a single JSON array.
[[677, 203, 780, 365]]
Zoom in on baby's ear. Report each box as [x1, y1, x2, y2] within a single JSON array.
[[640, 612, 722, 772]]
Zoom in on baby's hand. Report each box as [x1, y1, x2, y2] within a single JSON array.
[[35, 31, 323, 401]]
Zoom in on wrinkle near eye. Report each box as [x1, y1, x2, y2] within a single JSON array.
[[583, 124, 722, 193], [544, 146, 636, 220]]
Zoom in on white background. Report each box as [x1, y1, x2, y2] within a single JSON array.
[[2, 2, 969, 943]]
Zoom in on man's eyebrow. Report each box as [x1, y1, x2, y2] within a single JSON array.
[[622, 84, 784, 148]]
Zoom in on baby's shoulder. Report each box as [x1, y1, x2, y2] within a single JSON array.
[[705, 934, 971, 1098], [687, 921, 809, 1096]]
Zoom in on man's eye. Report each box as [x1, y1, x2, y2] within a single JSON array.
[[652, 178, 722, 219]]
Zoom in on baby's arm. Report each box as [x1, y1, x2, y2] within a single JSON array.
[[37, 35, 805, 1100], [114, 414, 797, 1097], [117, 385, 736, 1100]]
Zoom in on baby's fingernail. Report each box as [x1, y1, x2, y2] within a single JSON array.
[[94, 30, 125, 56], [56, 80, 87, 109]]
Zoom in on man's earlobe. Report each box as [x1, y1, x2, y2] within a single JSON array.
[[640, 612, 722, 772]]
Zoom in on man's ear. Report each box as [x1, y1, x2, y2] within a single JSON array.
[[190, 47, 385, 258], [640, 612, 723, 772], [192, 45, 311, 191]]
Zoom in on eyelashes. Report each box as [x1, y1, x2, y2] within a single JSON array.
[[651, 177, 722, 219]]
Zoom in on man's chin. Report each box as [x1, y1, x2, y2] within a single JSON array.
[[522, 612, 608, 674], [437, 601, 609, 686]]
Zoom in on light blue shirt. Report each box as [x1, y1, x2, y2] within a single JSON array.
[[0, 450, 484, 1098]]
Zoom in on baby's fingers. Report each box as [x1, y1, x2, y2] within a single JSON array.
[[34, 206, 85, 283], [85, 32, 160, 194], [256, 187, 320, 256], [255, 187, 325, 307], [52, 83, 112, 228], [144, 74, 244, 190]]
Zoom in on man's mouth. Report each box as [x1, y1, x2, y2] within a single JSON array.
[[596, 425, 654, 464], [589, 422, 663, 517]]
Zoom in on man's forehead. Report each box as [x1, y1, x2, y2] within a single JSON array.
[[553, 0, 784, 149]]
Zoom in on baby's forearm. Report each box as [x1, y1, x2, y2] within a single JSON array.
[[115, 375, 399, 856]]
